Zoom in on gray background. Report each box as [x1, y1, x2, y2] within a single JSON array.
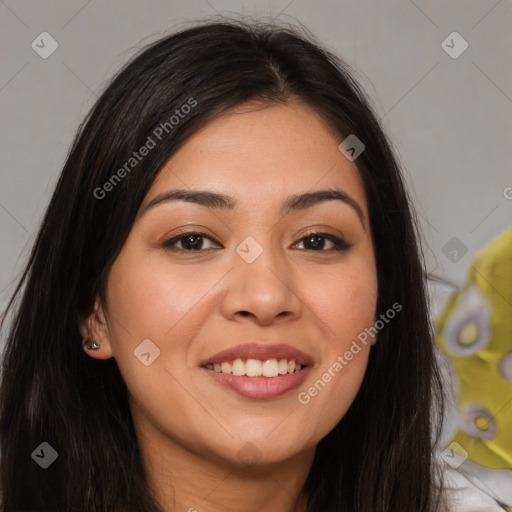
[[0, 0, 511, 332]]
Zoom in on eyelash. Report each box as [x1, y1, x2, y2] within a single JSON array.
[[161, 230, 352, 253]]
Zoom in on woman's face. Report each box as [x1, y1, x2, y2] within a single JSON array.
[[84, 99, 378, 467]]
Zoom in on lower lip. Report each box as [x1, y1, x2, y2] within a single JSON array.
[[201, 366, 312, 400]]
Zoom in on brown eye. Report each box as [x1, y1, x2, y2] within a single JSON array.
[[161, 230, 352, 253], [162, 232, 219, 251], [295, 231, 352, 252]]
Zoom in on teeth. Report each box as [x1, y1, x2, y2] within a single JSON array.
[[262, 359, 279, 377], [232, 358, 245, 376], [246, 359, 262, 377], [205, 358, 303, 377]]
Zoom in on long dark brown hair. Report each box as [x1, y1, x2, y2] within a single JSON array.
[[0, 18, 444, 512]]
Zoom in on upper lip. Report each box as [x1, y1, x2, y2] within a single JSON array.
[[199, 342, 314, 367]]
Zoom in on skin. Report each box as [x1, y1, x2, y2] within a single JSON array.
[[80, 99, 378, 512]]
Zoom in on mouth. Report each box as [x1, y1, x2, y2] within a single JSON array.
[[199, 343, 313, 400]]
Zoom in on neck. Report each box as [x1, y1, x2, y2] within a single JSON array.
[[135, 421, 314, 512]]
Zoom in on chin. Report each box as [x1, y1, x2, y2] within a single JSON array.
[[214, 436, 312, 469]]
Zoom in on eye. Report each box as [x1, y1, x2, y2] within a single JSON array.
[[162, 230, 351, 253], [161, 231, 220, 251], [294, 231, 352, 252]]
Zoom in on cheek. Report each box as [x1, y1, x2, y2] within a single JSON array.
[[105, 247, 215, 344], [102, 252, 210, 445], [296, 321, 372, 447], [101, 246, 219, 403], [311, 260, 378, 344], [294, 253, 377, 440]]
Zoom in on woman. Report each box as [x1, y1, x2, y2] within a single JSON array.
[[0, 19, 449, 511]]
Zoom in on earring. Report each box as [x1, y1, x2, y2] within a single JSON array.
[[82, 338, 100, 351]]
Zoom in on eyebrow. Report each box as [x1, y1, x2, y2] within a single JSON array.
[[139, 188, 366, 228]]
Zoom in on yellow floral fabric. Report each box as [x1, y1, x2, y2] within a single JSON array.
[[435, 228, 512, 471]]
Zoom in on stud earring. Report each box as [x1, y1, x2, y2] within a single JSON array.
[[82, 338, 100, 351]]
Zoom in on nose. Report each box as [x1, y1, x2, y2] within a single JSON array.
[[219, 240, 303, 326]]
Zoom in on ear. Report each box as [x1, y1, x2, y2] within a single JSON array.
[[78, 296, 115, 360]]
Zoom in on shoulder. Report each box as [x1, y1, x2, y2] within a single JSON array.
[[436, 453, 512, 512]]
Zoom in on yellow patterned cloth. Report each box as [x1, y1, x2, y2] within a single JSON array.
[[435, 228, 512, 471]]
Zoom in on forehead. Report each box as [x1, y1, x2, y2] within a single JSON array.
[[146, 100, 369, 221]]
